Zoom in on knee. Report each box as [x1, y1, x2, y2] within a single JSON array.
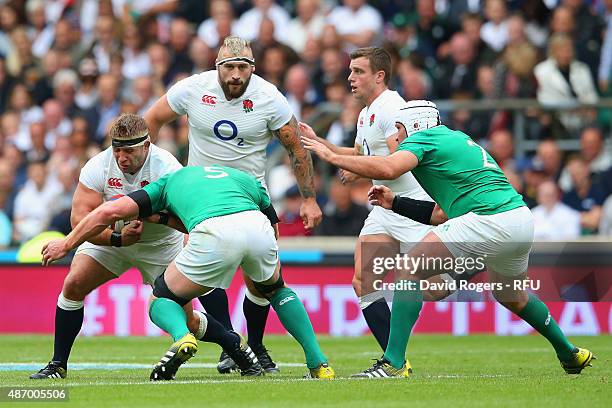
[[62, 274, 90, 301], [186, 311, 199, 334]]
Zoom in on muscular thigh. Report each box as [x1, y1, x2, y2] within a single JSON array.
[[355, 234, 398, 295], [62, 254, 117, 300]]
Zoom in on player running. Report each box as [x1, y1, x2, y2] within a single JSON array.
[[303, 100, 594, 377], [41, 165, 335, 380], [144, 36, 322, 374], [29, 114, 202, 379], [299, 47, 460, 363]]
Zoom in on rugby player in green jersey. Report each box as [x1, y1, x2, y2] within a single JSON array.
[[41, 165, 334, 380], [302, 100, 594, 378]]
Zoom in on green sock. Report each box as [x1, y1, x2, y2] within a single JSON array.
[[517, 293, 575, 361], [383, 283, 423, 369], [270, 287, 327, 369], [148, 298, 190, 342]]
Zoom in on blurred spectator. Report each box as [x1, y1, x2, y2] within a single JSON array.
[[68, 116, 97, 163], [398, 61, 431, 101], [52, 69, 80, 118], [488, 129, 516, 171], [562, 156, 605, 234], [251, 17, 299, 68], [82, 74, 120, 144], [75, 58, 99, 110], [286, 0, 325, 54], [196, 0, 237, 49], [13, 160, 60, 242], [325, 94, 362, 147], [48, 161, 78, 235], [413, 0, 454, 66], [534, 33, 598, 133], [88, 15, 120, 75], [461, 12, 498, 66], [520, 0, 550, 49], [0, 158, 17, 221], [313, 48, 349, 100], [147, 42, 172, 86], [267, 154, 297, 208], [535, 139, 564, 181], [8, 83, 43, 130], [6, 27, 36, 79], [532, 179, 581, 240], [284, 64, 319, 121], [42, 99, 71, 149], [131, 75, 157, 116], [25, 121, 49, 163], [599, 195, 612, 235], [560, 0, 605, 78], [433, 32, 478, 99], [327, 0, 383, 52], [258, 45, 291, 90], [493, 14, 539, 99], [32, 49, 61, 105], [236, 0, 290, 43], [50, 19, 82, 63], [0, 56, 17, 113], [121, 23, 152, 80], [189, 38, 213, 73], [167, 18, 194, 77], [278, 185, 309, 236], [48, 134, 79, 174], [316, 178, 369, 236], [599, 0, 612, 93], [480, 0, 509, 52], [559, 127, 612, 190]]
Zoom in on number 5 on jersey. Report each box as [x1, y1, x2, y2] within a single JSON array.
[[214, 120, 244, 146]]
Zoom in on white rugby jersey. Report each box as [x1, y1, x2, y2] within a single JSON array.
[[79, 144, 183, 244], [355, 90, 432, 201], [166, 71, 293, 183]]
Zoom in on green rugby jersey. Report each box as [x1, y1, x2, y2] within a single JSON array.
[[142, 165, 271, 232], [396, 125, 525, 218]]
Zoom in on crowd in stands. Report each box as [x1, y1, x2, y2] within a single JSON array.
[[0, 0, 611, 245]]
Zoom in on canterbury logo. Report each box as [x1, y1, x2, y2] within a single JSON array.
[[545, 312, 551, 326], [107, 178, 123, 188], [278, 295, 295, 306], [201, 95, 217, 105]]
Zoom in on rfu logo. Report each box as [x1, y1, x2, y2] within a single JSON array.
[[107, 178, 123, 188], [201, 94, 217, 105]]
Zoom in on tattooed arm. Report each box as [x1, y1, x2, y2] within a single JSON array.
[[274, 116, 322, 230]]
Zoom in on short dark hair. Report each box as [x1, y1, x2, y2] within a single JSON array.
[[350, 47, 392, 85]]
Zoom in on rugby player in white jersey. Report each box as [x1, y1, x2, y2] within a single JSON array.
[[299, 48, 458, 369], [30, 114, 203, 379], [144, 36, 322, 373]]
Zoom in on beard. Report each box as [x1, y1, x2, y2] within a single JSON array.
[[220, 74, 252, 99]]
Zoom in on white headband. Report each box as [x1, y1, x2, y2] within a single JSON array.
[[215, 56, 255, 67]]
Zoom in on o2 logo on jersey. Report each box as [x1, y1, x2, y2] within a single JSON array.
[[213, 120, 244, 146]]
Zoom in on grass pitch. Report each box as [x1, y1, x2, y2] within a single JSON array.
[[0, 334, 609, 407]]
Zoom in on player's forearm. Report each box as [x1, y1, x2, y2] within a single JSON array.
[[290, 148, 317, 199], [330, 154, 397, 180], [317, 137, 354, 155], [64, 208, 117, 250], [71, 208, 115, 246]]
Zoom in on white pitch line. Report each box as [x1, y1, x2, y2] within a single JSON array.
[[0, 362, 305, 371]]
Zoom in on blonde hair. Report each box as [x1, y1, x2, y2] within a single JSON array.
[[109, 113, 148, 140], [220, 36, 251, 57]]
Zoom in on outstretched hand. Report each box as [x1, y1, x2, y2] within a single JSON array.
[[298, 122, 318, 140], [41, 239, 70, 266], [368, 185, 395, 209], [301, 136, 335, 162]]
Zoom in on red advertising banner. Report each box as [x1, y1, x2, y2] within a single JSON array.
[[1, 265, 610, 336]]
